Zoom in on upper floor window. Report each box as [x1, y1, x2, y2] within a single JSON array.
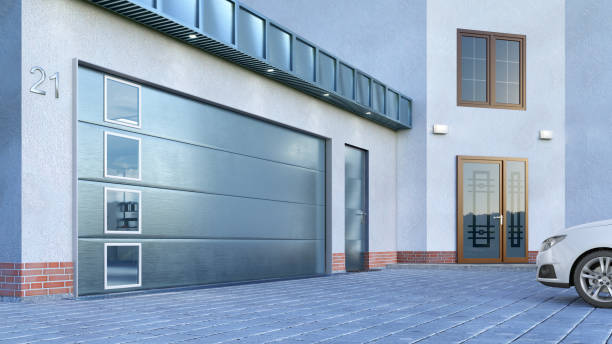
[[457, 29, 525, 110]]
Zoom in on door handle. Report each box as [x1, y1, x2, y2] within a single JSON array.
[[355, 211, 367, 216], [493, 215, 503, 226]]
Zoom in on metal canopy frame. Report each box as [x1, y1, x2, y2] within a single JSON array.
[[85, 0, 412, 130]]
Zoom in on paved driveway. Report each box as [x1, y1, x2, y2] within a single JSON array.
[[0, 268, 611, 344]]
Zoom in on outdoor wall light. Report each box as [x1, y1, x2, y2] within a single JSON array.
[[539, 130, 553, 140], [365, 111, 372, 115], [433, 124, 449, 135], [323, 93, 330, 97], [188, 34, 197, 39], [266, 68, 275, 73]]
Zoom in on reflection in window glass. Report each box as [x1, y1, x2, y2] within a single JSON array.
[[294, 39, 315, 81], [237, 8, 265, 58], [372, 82, 385, 114], [461, 36, 487, 102], [338, 63, 354, 99], [105, 133, 141, 180], [105, 244, 140, 288], [133, 0, 156, 8], [106, 189, 140, 233], [318, 52, 335, 91], [105, 77, 140, 127], [386, 90, 399, 120], [356, 73, 370, 106], [268, 25, 291, 70], [495, 39, 520, 104], [203, 0, 234, 44], [161, 0, 198, 27]]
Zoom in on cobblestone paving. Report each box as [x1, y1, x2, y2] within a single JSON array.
[[0, 269, 611, 343]]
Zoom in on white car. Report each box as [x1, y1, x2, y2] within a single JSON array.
[[537, 219, 612, 308]]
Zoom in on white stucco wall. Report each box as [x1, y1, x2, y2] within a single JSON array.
[[19, 0, 400, 263], [426, 0, 566, 252]]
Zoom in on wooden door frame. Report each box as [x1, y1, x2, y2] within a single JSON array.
[[457, 156, 529, 264]]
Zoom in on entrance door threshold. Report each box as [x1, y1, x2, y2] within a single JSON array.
[[387, 263, 536, 271]]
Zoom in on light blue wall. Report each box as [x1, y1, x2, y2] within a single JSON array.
[[239, 0, 428, 251], [0, 0, 21, 262], [426, 0, 566, 251], [566, 0, 612, 227]]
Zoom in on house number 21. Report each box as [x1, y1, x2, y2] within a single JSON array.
[[30, 66, 59, 98]]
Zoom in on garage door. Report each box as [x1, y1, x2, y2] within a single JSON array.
[[76, 66, 326, 296]]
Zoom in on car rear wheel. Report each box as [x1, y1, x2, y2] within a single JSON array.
[[573, 250, 612, 308]]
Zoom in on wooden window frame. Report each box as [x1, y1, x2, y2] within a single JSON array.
[[457, 29, 526, 110]]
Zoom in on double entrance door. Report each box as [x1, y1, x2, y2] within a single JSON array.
[[457, 156, 528, 263]]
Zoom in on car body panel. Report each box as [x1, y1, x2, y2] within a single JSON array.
[[537, 221, 612, 287]]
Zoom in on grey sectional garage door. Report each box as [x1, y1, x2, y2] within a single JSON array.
[[76, 66, 326, 296]]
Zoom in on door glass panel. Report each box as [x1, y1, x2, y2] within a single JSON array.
[[345, 146, 367, 271], [505, 161, 526, 257], [462, 162, 500, 259]]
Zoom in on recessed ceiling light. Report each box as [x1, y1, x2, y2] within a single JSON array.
[[323, 93, 330, 97], [188, 34, 197, 39], [365, 111, 372, 115], [266, 68, 275, 72]]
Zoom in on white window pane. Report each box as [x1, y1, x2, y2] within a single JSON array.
[[106, 245, 140, 288], [508, 62, 520, 83], [268, 25, 291, 70], [474, 81, 486, 102], [508, 41, 520, 62], [106, 189, 140, 233], [508, 83, 520, 104], [475, 37, 487, 58], [294, 39, 315, 81], [461, 36, 474, 58], [237, 8, 265, 58], [106, 77, 140, 127], [203, 0, 234, 45], [495, 82, 507, 103], [474, 60, 487, 81], [461, 79, 473, 102], [106, 133, 140, 180]]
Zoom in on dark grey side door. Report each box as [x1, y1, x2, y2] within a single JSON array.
[[345, 145, 368, 272]]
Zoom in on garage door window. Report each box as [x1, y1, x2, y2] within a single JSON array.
[[104, 75, 141, 128], [105, 188, 141, 234], [104, 243, 141, 289], [104, 132, 141, 181]]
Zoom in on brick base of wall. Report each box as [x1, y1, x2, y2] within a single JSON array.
[[0, 262, 74, 299], [528, 251, 538, 264], [332, 250, 537, 271], [397, 251, 457, 264], [364, 251, 398, 269], [332, 253, 345, 272]]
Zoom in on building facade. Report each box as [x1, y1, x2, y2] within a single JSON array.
[[0, 0, 603, 299]]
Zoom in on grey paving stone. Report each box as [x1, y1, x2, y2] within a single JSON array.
[[0, 269, 611, 344]]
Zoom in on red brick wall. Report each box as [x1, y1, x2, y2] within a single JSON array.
[[0, 262, 74, 298], [397, 251, 457, 264], [528, 251, 538, 264], [332, 253, 345, 272], [365, 251, 397, 269]]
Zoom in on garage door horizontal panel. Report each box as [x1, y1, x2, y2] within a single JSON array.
[[78, 180, 325, 240], [78, 67, 325, 172], [78, 122, 325, 205], [77, 238, 325, 296]]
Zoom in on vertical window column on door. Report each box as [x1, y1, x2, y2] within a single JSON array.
[[103, 74, 144, 290]]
